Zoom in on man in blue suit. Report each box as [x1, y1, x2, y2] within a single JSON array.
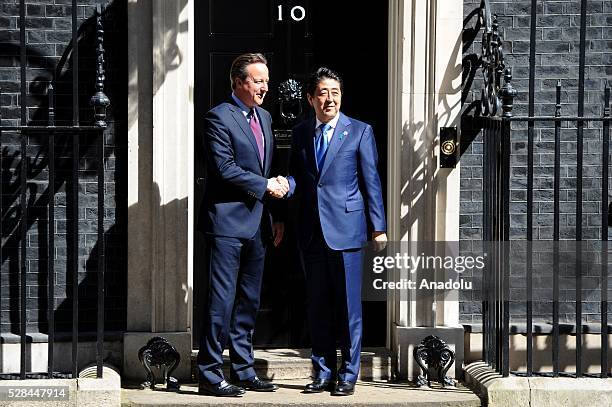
[[287, 67, 387, 395], [197, 53, 288, 397]]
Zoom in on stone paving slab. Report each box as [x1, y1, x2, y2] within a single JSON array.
[[121, 379, 481, 407]]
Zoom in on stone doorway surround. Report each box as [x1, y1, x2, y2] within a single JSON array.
[[387, 0, 464, 380], [124, 0, 194, 382], [124, 0, 463, 382]]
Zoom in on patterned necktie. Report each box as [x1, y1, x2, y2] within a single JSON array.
[[249, 109, 265, 163], [315, 123, 331, 171]]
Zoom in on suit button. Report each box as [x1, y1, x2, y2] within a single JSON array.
[[318, 183, 323, 187]]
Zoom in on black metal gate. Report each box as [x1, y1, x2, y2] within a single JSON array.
[[477, 0, 610, 378], [0, 1, 109, 379]]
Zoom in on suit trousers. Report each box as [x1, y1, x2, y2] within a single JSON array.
[[197, 227, 266, 384], [302, 223, 363, 383]]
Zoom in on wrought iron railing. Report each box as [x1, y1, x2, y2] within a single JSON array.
[[0, 1, 109, 379], [477, 0, 610, 378]]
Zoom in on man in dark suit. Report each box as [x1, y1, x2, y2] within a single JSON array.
[[197, 53, 288, 397], [286, 67, 387, 396]]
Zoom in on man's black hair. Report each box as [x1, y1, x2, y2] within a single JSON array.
[[305, 67, 343, 96]]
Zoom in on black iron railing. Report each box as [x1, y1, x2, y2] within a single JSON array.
[[477, 0, 610, 378], [0, 1, 109, 379]]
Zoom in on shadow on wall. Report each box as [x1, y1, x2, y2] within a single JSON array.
[[460, 4, 485, 158], [127, 0, 187, 131], [0, 0, 189, 338], [400, 25, 463, 243], [0, 0, 134, 339]]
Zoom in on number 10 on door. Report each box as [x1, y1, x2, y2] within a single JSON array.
[[277, 5, 306, 22]]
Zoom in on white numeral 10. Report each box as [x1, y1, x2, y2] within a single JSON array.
[[277, 5, 306, 22]]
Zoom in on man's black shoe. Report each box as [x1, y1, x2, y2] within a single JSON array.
[[332, 380, 355, 396], [304, 378, 335, 393], [198, 380, 245, 397], [233, 376, 278, 392]]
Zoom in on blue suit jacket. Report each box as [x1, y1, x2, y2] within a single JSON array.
[[199, 101, 275, 239], [289, 113, 386, 250]]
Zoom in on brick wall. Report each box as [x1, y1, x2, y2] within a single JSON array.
[[460, 0, 612, 324], [0, 0, 127, 334]]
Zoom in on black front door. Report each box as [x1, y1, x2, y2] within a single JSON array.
[[194, 0, 388, 348]]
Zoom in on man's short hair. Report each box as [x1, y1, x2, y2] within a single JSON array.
[[230, 53, 267, 90], [305, 67, 343, 96]]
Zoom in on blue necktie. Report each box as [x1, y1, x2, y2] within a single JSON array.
[[315, 123, 330, 171]]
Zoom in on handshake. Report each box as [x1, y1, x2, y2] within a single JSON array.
[[267, 176, 290, 198]]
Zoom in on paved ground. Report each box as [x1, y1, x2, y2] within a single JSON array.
[[121, 379, 482, 406]]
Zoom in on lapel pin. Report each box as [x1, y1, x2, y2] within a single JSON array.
[[339, 130, 348, 140]]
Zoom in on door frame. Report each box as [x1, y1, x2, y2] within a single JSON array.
[[186, 0, 399, 351]]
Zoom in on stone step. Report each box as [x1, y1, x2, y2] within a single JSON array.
[[122, 379, 482, 406], [190, 347, 392, 382]]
